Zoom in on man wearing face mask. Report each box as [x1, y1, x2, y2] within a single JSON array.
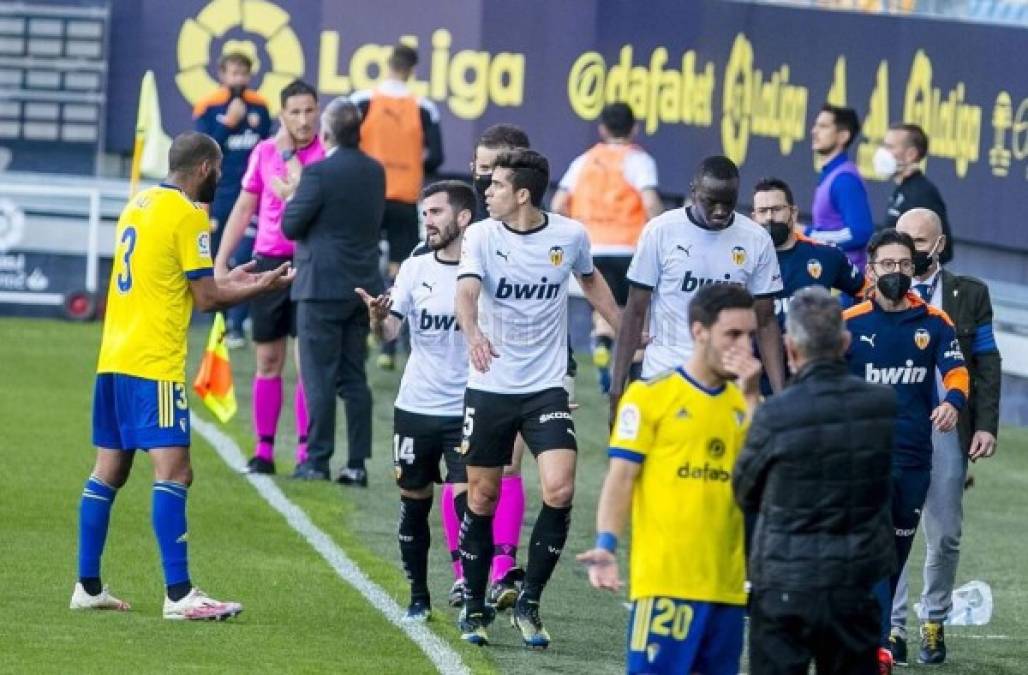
[[751, 178, 864, 381], [611, 156, 785, 422], [843, 229, 969, 674], [875, 123, 954, 264], [888, 209, 1000, 666]]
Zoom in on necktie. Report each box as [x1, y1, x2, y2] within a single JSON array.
[[915, 283, 932, 302]]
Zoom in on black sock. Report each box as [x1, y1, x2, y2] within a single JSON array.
[[167, 580, 192, 602], [79, 577, 102, 596], [596, 335, 614, 350], [458, 508, 494, 613], [454, 491, 469, 522], [398, 496, 433, 601], [522, 503, 572, 602]]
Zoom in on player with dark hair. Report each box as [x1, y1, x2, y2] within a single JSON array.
[[71, 132, 294, 619], [581, 284, 762, 675], [455, 148, 620, 647]]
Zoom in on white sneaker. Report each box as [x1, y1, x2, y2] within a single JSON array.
[[69, 582, 130, 611], [163, 587, 243, 621]]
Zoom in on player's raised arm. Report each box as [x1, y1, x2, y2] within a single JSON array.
[[356, 287, 401, 342]]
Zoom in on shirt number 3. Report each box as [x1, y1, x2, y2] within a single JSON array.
[[116, 226, 137, 293]]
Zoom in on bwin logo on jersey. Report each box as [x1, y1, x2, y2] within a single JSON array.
[[914, 328, 931, 350], [807, 259, 823, 279], [496, 276, 560, 299], [864, 360, 928, 385], [548, 245, 564, 266], [681, 270, 736, 292], [418, 309, 459, 331], [731, 246, 747, 266]]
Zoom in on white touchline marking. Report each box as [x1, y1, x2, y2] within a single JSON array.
[[192, 414, 470, 675]]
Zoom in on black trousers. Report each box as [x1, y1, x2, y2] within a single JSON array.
[[749, 586, 880, 675], [297, 298, 372, 472]]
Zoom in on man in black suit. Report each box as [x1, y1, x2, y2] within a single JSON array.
[[282, 98, 386, 485], [889, 208, 1002, 665]]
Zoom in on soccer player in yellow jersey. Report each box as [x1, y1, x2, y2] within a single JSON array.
[[579, 284, 763, 675], [70, 132, 294, 620]]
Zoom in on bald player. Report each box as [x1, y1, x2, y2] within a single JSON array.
[[888, 209, 1001, 666]]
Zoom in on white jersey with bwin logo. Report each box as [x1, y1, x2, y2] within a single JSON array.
[[390, 251, 468, 417], [627, 207, 782, 378], [458, 213, 594, 394]]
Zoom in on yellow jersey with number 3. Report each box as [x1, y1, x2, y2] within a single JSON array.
[[608, 367, 750, 605], [97, 184, 213, 382]]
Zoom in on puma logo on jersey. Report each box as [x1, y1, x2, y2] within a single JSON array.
[[860, 334, 876, 348], [421, 281, 435, 292], [680, 270, 737, 293], [864, 360, 928, 385], [496, 276, 560, 300], [495, 249, 510, 262], [675, 244, 692, 257], [418, 309, 459, 331]]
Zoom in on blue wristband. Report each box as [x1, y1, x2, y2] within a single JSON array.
[[596, 531, 618, 554]]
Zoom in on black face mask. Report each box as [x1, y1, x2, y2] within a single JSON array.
[[912, 250, 933, 277], [765, 220, 791, 247], [473, 173, 491, 201], [876, 272, 911, 302]]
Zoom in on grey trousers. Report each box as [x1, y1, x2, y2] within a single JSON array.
[[891, 427, 967, 635]]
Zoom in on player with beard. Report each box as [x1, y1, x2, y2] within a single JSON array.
[[610, 156, 785, 420], [356, 181, 475, 622], [71, 132, 294, 619]]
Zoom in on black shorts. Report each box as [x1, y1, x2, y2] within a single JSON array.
[[393, 408, 466, 489], [382, 200, 420, 266], [460, 387, 577, 468], [595, 255, 632, 306], [250, 254, 296, 342]]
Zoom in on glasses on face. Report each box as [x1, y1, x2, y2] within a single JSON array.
[[872, 259, 914, 274], [753, 204, 790, 218]]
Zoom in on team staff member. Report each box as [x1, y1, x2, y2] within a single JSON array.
[[551, 102, 662, 392], [192, 51, 272, 347], [351, 44, 444, 370], [751, 177, 864, 390], [808, 104, 874, 269], [580, 284, 762, 675], [843, 229, 969, 674], [875, 123, 954, 263], [356, 181, 475, 621], [215, 80, 324, 476], [735, 288, 896, 675], [889, 209, 1001, 665], [282, 98, 385, 485], [71, 132, 293, 620]]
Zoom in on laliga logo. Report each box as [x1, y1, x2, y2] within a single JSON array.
[[175, 0, 304, 116], [0, 198, 26, 253]]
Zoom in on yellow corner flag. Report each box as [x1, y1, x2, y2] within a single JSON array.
[[129, 70, 173, 196], [193, 313, 237, 423]]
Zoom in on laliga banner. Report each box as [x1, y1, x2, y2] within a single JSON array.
[[105, 0, 1028, 251]]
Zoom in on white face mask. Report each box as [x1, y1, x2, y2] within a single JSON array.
[[872, 146, 899, 178]]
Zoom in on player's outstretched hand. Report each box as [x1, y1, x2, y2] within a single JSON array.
[[468, 333, 499, 373], [931, 401, 958, 432], [355, 287, 393, 322], [248, 261, 294, 292], [722, 346, 762, 397], [576, 549, 623, 592]]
